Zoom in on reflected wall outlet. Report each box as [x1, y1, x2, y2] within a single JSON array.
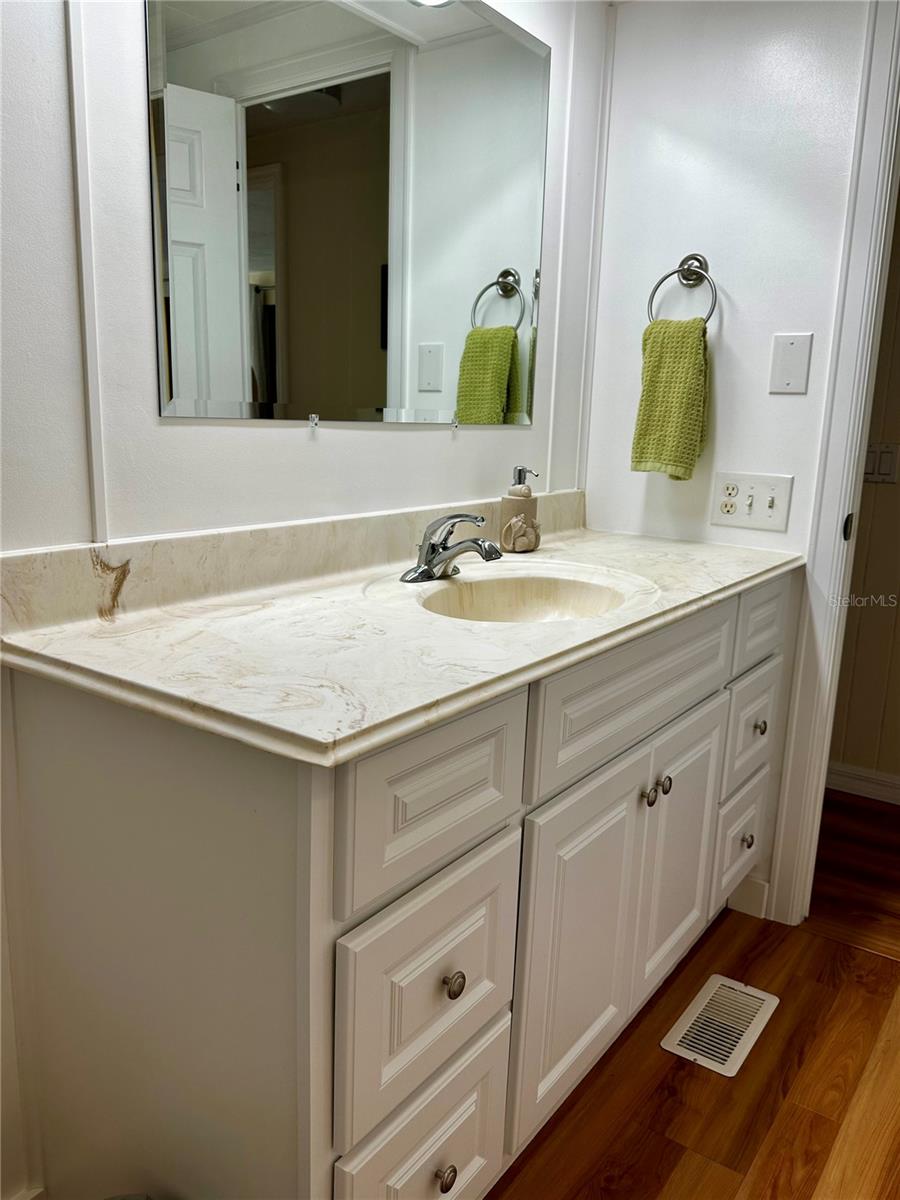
[[710, 472, 794, 532]]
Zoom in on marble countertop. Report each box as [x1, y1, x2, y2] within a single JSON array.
[[1, 528, 803, 766]]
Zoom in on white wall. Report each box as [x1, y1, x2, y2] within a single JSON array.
[[0, 0, 94, 552], [0, 0, 606, 550], [585, 1, 869, 553], [405, 32, 547, 414]]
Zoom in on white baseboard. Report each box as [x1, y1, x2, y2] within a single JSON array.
[[827, 762, 900, 806], [727, 874, 770, 919]]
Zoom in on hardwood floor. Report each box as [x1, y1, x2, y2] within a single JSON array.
[[487, 910, 900, 1200], [806, 789, 900, 960]]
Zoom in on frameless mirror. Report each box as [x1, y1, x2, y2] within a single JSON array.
[[146, 0, 550, 424]]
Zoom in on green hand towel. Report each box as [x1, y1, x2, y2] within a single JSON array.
[[631, 317, 708, 481], [456, 326, 520, 425], [504, 324, 536, 425]]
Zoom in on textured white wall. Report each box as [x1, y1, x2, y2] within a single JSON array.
[[585, 1, 869, 552], [0, 1, 94, 551], [0, 0, 606, 550]]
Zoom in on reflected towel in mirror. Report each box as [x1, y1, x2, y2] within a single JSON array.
[[456, 326, 520, 425]]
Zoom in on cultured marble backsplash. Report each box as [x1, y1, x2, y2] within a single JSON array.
[[0, 490, 585, 634]]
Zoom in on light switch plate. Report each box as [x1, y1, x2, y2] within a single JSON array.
[[417, 343, 443, 392], [710, 472, 794, 532], [768, 333, 813, 394]]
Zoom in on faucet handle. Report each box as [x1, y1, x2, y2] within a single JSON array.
[[422, 512, 486, 549]]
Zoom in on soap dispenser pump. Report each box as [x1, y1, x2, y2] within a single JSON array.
[[500, 466, 542, 553]]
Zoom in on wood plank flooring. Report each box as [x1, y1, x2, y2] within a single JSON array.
[[487, 909, 900, 1200], [806, 789, 900, 960]]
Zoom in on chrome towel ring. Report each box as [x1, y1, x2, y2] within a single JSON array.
[[471, 267, 526, 331], [647, 253, 718, 323]]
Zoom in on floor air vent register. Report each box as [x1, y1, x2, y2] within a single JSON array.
[[661, 974, 780, 1077]]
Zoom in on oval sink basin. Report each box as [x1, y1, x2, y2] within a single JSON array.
[[418, 563, 659, 624], [421, 575, 625, 623]]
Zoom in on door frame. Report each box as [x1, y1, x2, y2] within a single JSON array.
[[213, 38, 412, 420], [768, 0, 900, 924]]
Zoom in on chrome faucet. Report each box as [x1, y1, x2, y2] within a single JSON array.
[[400, 513, 502, 583]]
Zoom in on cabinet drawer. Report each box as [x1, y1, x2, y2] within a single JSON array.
[[334, 1012, 510, 1200], [334, 829, 520, 1152], [733, 576, 790, 677], [709, 767, 766, 914], [335, 692, 527, 919], [526, 599, 737, 806], [723, 655, 782, 798]]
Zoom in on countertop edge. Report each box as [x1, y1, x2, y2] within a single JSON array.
[[1, 556, 804, 768]]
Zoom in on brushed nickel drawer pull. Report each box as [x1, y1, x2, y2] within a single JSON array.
[[641, 785, 659, 808], [658, 774, 673, 795], [442, 971, 466, 1000], [742, 832, 756, 850], [435, 1164, 458, 1193], [753, 719, 768, 735]]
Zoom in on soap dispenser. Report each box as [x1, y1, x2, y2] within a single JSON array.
[[500, 466, 542, 553]]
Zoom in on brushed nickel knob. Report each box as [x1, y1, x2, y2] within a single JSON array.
[[442, 971, 466, 1000], [754, 719, 768, 736], [641, 785, 659, 808], [658, 775, 673, 795], [435, 1164, 458, 1193], [742, 833, 755, 849]]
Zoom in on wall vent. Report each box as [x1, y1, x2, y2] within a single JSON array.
[[661, 974, 779, 1076]]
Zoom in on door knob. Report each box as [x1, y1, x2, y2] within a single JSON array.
[[657, 775, 673, 795], [741, 832, 755, 849], [435, 1165, 458, 1193], [753, 719, 768, 736], [641, 785, 659, 808], [442, 971, 467, 1000]]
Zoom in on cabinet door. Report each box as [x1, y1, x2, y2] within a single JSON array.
[[632, 693, 729, 1009], [506, 743, 651, 1153]]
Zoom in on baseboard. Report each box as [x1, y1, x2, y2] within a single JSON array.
[[827, 762, 900, 806], [727, 874, 770, 919], [12, 1188, 46, 1200]]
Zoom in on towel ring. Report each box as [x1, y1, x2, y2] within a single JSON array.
[[471, 268, 526, 331], [647, 254, 718, 324]]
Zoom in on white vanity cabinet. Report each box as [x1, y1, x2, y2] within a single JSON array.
[[1, 570, 799, 1200]]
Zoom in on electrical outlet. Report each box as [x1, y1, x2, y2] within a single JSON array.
[[710, 472, 794, 532]]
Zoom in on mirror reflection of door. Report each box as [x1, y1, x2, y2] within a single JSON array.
[[243, 76, 390, 421], [165, 83, 245, 416]]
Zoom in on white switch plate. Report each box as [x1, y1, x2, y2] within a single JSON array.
[[417, 343, 443, 392], [768, 333, 813, 394], [710, 472, 794, 532]]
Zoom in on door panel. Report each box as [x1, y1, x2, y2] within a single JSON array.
[[165, 84, 245, 415], [507, 744, 651, 1153], [632, 693, 729, 1008]]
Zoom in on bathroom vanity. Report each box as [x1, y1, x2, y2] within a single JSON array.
[[1, 500, 802, 1199]]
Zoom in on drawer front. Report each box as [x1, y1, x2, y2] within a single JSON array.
[[335, 691, 527, 919], [334, 829, 520, 1152], [709, 766, 767, 914], [526, 599, 737, 806], [733, 576, 790, 677], [723, 655, 782, 798], [334, 1012, 510, 1200]]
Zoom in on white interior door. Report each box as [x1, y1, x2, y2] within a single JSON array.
[[165, 83, 245, 416]]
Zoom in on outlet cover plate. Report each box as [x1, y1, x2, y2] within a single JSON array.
[[710, 472, 794, 532]]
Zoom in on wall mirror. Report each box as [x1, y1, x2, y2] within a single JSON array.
[[146, 0, 550, 424]]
